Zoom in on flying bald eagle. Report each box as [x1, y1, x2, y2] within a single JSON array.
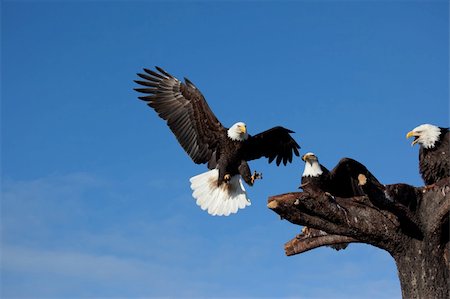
[[134, 67, 300, 216], [300, 152, 383, 198], [406, 124, 449, 185]]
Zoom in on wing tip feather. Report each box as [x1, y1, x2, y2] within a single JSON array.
[[138, 96, 151, 101], [155, 66, 174, 78]]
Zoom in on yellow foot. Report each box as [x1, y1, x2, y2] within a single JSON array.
[[224, 174, 231, 183], [251, 171, 262, 184]]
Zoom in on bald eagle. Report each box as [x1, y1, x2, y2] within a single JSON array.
[[300, 152, 383, 198], [134, 67, 300, 216], [299, 153, 383, 251], [406, 124, 449, 185]]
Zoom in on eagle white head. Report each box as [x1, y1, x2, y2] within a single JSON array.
[[406, 124, 441, 149], [301, 152, 323, 177], [228, 122, 248, 141]]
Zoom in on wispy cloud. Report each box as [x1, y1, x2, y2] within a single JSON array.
[[1, 173, 251, 297], [2, 245, 151, 281], [2, 243, 225, 298], [1, 173, 401, 299], [1, 173, 167, 297]]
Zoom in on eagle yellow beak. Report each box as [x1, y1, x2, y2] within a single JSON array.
[[240, 125, 247, 134], [301, 154, 311, 162], [406, 131, 420, 146]]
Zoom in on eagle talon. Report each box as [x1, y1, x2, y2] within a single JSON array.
[[442, 186, 449, 196], [224, 174, 231, 183], [251, 171, 262, 184]]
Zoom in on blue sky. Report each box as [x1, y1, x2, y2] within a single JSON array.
[[1, 0, 448, 298]]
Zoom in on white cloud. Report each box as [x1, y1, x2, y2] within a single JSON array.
[[1, 173, 401, 299], [2, 245, 151, 281], [0, 173, 233, 297]]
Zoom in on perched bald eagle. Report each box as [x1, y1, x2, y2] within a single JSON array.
[[406, 124, 449, 185], [134, 67, 300, 216], [299, 153, 383, 251], [300, 152, 383, 198]]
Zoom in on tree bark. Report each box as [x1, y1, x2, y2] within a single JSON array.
[[268, 177, 449, 299]]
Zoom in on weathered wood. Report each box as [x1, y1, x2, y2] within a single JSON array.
[[285, 233, 358, 256], [268, 177, 450, 299]]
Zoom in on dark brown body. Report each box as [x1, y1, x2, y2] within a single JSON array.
[[209, 138, 253, 186], [302, 158, 383, 198], [419, 128, 449, 185]]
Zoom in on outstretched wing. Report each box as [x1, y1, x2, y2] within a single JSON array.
[[242, 126, 300, 166], [329, 158, 383, 197], [134, 67, 225, 164]]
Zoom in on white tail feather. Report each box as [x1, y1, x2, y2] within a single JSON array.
[[189, 169, 251, 216]]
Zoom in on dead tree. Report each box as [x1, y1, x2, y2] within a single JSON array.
[[268, 177, 449, 299]]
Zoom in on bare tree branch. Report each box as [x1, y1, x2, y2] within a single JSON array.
[[268, 191, 403, 250], [285, 233, 358, 256], [269, 178, 450, 299]]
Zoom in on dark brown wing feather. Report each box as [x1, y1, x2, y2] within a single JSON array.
[[329, 158, 383, 198], [134, 67, 225, 164], [242, 126, 300, 166]]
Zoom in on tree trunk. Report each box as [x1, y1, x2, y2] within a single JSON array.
[[268, 177, 449, 299], [394, 238, 448, 299]]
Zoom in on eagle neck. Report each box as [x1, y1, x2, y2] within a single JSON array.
[[302, 161, 323, 177], [227, 128, 248, 142], [420, 126, 442, 149]]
